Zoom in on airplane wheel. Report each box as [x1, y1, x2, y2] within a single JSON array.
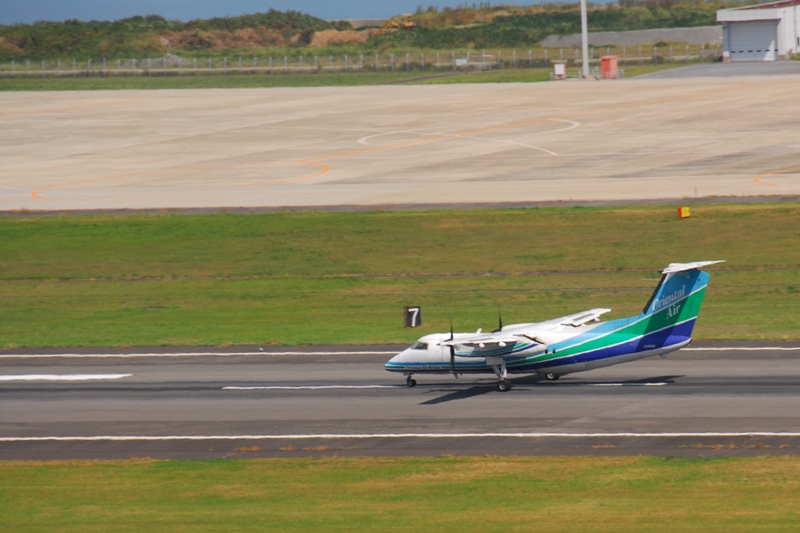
[[497, 379, 511, 392], [406, 378, 417, 388], [546, 373, 560, 381]]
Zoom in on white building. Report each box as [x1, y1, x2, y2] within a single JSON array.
[[717, 0, 800, 61]]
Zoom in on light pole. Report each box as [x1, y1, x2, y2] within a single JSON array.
[[580, 0, 589, 78]]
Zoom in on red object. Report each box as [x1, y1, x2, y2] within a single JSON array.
[[600, 56, 618, 79]]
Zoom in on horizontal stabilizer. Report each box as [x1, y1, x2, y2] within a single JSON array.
[[661, 260, 725, 274]]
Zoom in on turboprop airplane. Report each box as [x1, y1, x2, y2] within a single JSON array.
[[386, 261, 724, 391]]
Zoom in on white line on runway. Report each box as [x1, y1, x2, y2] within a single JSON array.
[[0, 351, 395, 359], [0, 374, 132, 381], [1, 347, 796, 359], [219, 384, 394, 391], [3, 432, 800, 442], [223, 382, 667, 390]]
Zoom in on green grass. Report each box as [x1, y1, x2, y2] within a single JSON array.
[[1, 203, 799, 347], [0, 63, 690, 91], [2, 456, 800, 532]]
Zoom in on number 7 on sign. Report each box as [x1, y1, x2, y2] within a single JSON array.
[[404, 306, 421, 328]]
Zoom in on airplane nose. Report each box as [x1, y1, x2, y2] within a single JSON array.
[[385, 351, 405, 371]]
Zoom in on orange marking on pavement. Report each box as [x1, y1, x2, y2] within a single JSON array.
[[0, 99, 135, 118], [242, 161, 330, 186], [753, 165, 800, 187]]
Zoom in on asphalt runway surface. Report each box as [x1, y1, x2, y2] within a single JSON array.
[[2, 342, 800, 460], [635, 61, 800, 79], [3, 75, 800, 212]]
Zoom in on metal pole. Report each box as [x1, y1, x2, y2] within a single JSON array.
[[284, 56, 287, 73], [360, 54, 363, 71], [375, 53, 378, 71], [42, 59, 45, 77], [421, 53, 424, 71], [437, 51, 440, 70], [27, 59, 30, 77], [580, 0, 589, 78], [345, 54, 348, 72]]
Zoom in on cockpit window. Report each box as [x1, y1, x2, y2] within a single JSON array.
[[410, 342, 428, 350]]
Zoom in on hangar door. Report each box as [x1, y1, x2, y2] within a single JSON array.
[[728, 20, 779, 61]]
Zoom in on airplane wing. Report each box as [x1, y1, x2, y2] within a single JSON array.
[[523, 308, 612, 329], [442, 334, 520, 349]]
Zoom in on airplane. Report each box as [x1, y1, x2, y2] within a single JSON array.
[[386, 261, 724, 391]]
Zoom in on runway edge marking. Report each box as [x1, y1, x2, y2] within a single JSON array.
[[0, 351, 396, 358], [1, 347, 798, 358], [3, 432, 800, 442]]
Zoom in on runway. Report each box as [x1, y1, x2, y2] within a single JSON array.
[[2, 342, 800, 459]]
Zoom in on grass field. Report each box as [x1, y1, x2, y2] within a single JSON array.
[[0, 64, 684, 91], [1, 203, 798, 348], [2, 456, 800, 532]]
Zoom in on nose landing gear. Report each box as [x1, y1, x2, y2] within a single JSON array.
[[404, 374, 417, 387]]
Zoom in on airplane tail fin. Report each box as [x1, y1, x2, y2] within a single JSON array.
[[640, 261, 724, 340]]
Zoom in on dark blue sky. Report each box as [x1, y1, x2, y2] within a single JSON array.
[[1, 1, 546, 25]]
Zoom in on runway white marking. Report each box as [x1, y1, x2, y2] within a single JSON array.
[[0, 374, 132, 381], [0, 347, 795, 360], [223, 382, 667, 390], [0, 351, 395, 359], [224, 385, 404, 390], [3, 432, 800, 442]]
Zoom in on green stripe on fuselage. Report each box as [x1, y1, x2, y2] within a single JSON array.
[[521, 286, 706, 365]]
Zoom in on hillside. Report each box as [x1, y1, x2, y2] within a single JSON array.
[[0, 1, 747, 59]]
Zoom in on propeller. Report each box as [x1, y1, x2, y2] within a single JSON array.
[[492, 309, 503, 333], [448, 321, 458, 378]]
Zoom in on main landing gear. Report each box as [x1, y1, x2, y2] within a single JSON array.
[[545, 373, 560, 381], [488, 357, 512, 392], [405, 374, 417, 387]]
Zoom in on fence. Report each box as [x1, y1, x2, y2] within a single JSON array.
[[0, 45, 722, 78]]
